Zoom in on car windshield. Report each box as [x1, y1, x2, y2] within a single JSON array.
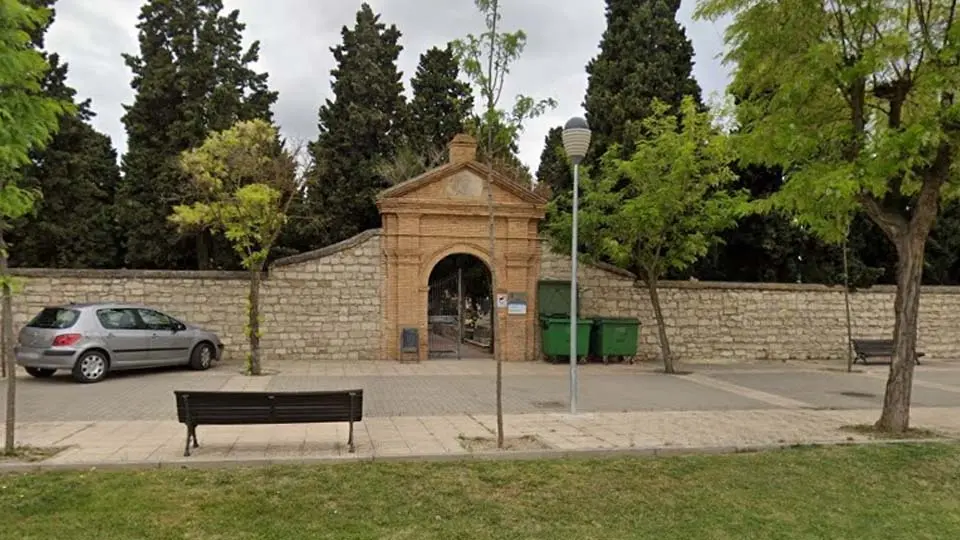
[[27, 308, 81, 329]]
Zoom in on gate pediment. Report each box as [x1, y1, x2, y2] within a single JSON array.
[[377, 162, 547, 211]]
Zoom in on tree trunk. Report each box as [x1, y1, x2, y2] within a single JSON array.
[[0, 294, 5, 379], [1, 234, 15, 453], [843, 237, 854, 373], [644, 277, 676, 374], [488, 164, 503, 448], [197, 231, 211, 270], [247, 268, 262, 376], [486, 0, 504, 450], [875, 232, 926, 432]]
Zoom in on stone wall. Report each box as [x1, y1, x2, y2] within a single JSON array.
[[539, 245, 960, 362], [263, 230, 382, 362], [2, 231, 383, 363], [6, 231, 960, 365], [2, 269, 250, 358]]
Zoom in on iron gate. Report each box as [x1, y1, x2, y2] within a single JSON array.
[[428, 269, 464, 358]]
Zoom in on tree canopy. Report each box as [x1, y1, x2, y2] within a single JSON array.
[[298, 3, 407, 252], [696, 0, 960, 431], [547, 96, 744, 373], [583, 0, 701, 164], [118, 0, 277, 270]]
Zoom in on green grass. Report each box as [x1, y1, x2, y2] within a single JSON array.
[[840, 424, 945, 440], [3, 444, 960, 539]]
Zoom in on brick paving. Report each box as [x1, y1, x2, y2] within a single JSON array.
[[2, 359, 960, 467]]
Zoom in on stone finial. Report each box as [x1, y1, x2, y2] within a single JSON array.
[[448, 133, 477, 164]]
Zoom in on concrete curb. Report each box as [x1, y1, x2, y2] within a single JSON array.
[[0, 437, 955, 474]]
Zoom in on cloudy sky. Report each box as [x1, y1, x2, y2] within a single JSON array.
[[45, 0, 730, 171]]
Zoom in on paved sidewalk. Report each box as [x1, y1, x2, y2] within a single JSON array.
[[5, 406, 960, 467], [5, 360, 960, 468]]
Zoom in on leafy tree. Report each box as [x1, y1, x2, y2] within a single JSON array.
[[408, 45, 474, 157], [172, 120, 299, 375], [548, 97, 744, 374], [535, 126, 571, 198], [119, 0, 277, 270], [8, 2, 122, 268], [697, 0, 960, 432], [684, 165, 889, 287], [465, 113, 536, 186], [376, 46, 471, 187], [0, 0, 70, 453], [299, 3, 406, 252], [453, 0, 557, 448], [583, 0, 702, 164]]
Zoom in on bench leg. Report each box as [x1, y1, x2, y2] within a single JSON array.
[[184, 425, 192, 457], [348, 419, 355, 453], [183, 425, 199, 457]]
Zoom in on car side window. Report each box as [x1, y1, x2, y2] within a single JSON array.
[[96, 309, 140, 330], [137, 309, 175, 330]]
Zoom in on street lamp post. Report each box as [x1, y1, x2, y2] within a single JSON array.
[[562, 117, 591, 414]]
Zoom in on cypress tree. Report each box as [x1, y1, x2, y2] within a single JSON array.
[[408, 44, 474, 157], [118, 0, 277, 269], [534, 126, 570, 197], [583, 0, 701, 162], [8, 0, 122, 268], [300, 3, 406, 250]]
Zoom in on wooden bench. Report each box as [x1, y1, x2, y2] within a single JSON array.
[[852, 339, 925, 366], [174, 389, 363, 457]]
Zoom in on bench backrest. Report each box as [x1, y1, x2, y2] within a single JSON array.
[[852, 339, 894, 355], [174, 390, 363, 425]]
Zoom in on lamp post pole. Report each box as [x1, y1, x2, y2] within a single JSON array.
[[569, 161, 580, 414], [562, 117, 591, 415]]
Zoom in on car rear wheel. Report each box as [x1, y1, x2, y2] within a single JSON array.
[[25, 367, 56, 378], [189, 343, 215, 371], [72, 351, 109, 383]]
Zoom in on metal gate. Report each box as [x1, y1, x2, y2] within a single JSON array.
[[428, 269, 464, 358]]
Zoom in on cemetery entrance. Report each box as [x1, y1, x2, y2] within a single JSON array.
[[427, 254, 493, 359]]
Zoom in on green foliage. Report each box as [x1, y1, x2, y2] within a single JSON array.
[[548, 97, 745, 282], [0, 0, 67, 172], [7, 3, 123, 269], [584, 0, 702, 164], [535, 126, 571, 197], [118, 0, 277, 270], [696, 0, 960, 429], [407, 44, 474, 157], [374, 44, 472, 187], [172, 120, 295, 271], [695, 0, 960, 233], [298, 3, 407, 252], [452, 0, 557, 160]]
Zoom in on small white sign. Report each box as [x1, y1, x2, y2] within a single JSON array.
[[496, 293, 507, 308], [508, 302, 527, 315]]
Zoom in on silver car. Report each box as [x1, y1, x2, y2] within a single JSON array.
[[15, 303, 224, 383]]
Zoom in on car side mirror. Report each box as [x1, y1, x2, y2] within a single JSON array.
[[173, 322, 186, 332]]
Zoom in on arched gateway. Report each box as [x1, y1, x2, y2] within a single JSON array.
[[377, 134, 547, 362]]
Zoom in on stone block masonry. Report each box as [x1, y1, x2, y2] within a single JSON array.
[[3, 231, 960, 364], [540, 245, 960, 363], [1, 231, 383, 363]]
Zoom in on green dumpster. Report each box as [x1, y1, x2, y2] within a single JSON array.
[[591, 318, 640, 361], [540, 316, 592, 360], [537, 280, 579, 317]]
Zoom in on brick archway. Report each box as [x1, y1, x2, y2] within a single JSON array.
[[377, 134, 546, 362]]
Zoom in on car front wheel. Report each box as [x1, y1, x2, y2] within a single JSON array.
[[189, 343, 215, 371], [72, 351, 109, 383], [25, 367, 56, 378]]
